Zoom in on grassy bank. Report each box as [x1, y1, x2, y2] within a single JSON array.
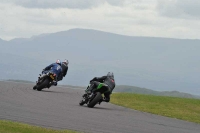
[[110, 93, 200, 123], [0, 120, 77, 133]]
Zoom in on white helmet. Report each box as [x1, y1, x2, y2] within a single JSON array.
[[56, 59, 61, 65]]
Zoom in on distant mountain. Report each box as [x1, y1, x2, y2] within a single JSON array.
[[1, 28, 200, 95], [114, 85, 159, 94], [5, 79, 198, 99], [4, 79, 34, 83], [0, 38, 7, 44], [9, 38, 30, 43], [114, 85, 200, 99]]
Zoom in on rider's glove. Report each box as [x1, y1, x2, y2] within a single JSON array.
[[90, 77, 97, 83], [90, 79, 94, 83], [42, 69, 45, 73]]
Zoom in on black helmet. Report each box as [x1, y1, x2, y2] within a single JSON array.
[[107, 72, 114, 78], [63, 59, 69, 66]]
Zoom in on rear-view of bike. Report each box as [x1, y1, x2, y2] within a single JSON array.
[[33, 71, 57, 91], [79, 83, 110, 108]]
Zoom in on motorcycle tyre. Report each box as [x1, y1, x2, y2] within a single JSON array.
[[37, 78, 49, 91], [87, 92, 102, 108]]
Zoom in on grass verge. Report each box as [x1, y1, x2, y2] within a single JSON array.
[[0, 120, 78, 133], [110, 93, 200, 123]]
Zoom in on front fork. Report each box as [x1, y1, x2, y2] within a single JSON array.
[[85, 84, 95, 93], [82, 92, 95, 103]]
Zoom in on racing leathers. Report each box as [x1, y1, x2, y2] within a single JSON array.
[[43, 63, 62, 85], [87, 75, 115, 102], [57, 62, 68, 81]]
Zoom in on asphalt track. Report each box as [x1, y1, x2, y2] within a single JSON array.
[[0, 81, 200, 133]]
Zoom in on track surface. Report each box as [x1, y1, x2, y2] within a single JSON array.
[[0, 81, 200, 133]]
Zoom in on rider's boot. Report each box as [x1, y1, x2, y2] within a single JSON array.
[[53, 81, 57, 86], [33, 85, 37, 90]]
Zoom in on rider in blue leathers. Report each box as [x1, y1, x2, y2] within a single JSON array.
[[42, 59, 62, 86]]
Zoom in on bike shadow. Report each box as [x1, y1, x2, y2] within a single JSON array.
[[93, 106, 114, 110], [39, 90, 65, 94], [78, 105, 113, 110]]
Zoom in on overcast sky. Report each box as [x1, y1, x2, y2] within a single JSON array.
[[0, 0, 200, 40]]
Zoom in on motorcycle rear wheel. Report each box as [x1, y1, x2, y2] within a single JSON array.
[[37, 78, 49, 91], [87, 92, 102, 108]]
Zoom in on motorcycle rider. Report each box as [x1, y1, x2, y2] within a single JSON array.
[[58, 59, 69, 81], [42, 59, 62, 86], [85, 72, 115, 102]]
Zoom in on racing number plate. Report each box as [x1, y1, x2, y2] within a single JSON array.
[[50, 74, 54, 80]]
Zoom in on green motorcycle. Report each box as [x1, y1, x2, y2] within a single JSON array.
[[79, 83, 110, 108]]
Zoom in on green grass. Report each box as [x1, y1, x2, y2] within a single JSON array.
[[0, 120, 78, 133], [110, 93, 200, 123]]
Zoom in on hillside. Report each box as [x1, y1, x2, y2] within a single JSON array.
[[3, 80, 199, 99], [114, 85, 200, 99], [48, 83, 200, 99], [0, 28, 200, 95]]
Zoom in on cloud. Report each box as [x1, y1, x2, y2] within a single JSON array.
[[157, 0, 200, 19], [1, 0, 125, 9], [1, 0, 200, 40], [0, 1, 158, 40]]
